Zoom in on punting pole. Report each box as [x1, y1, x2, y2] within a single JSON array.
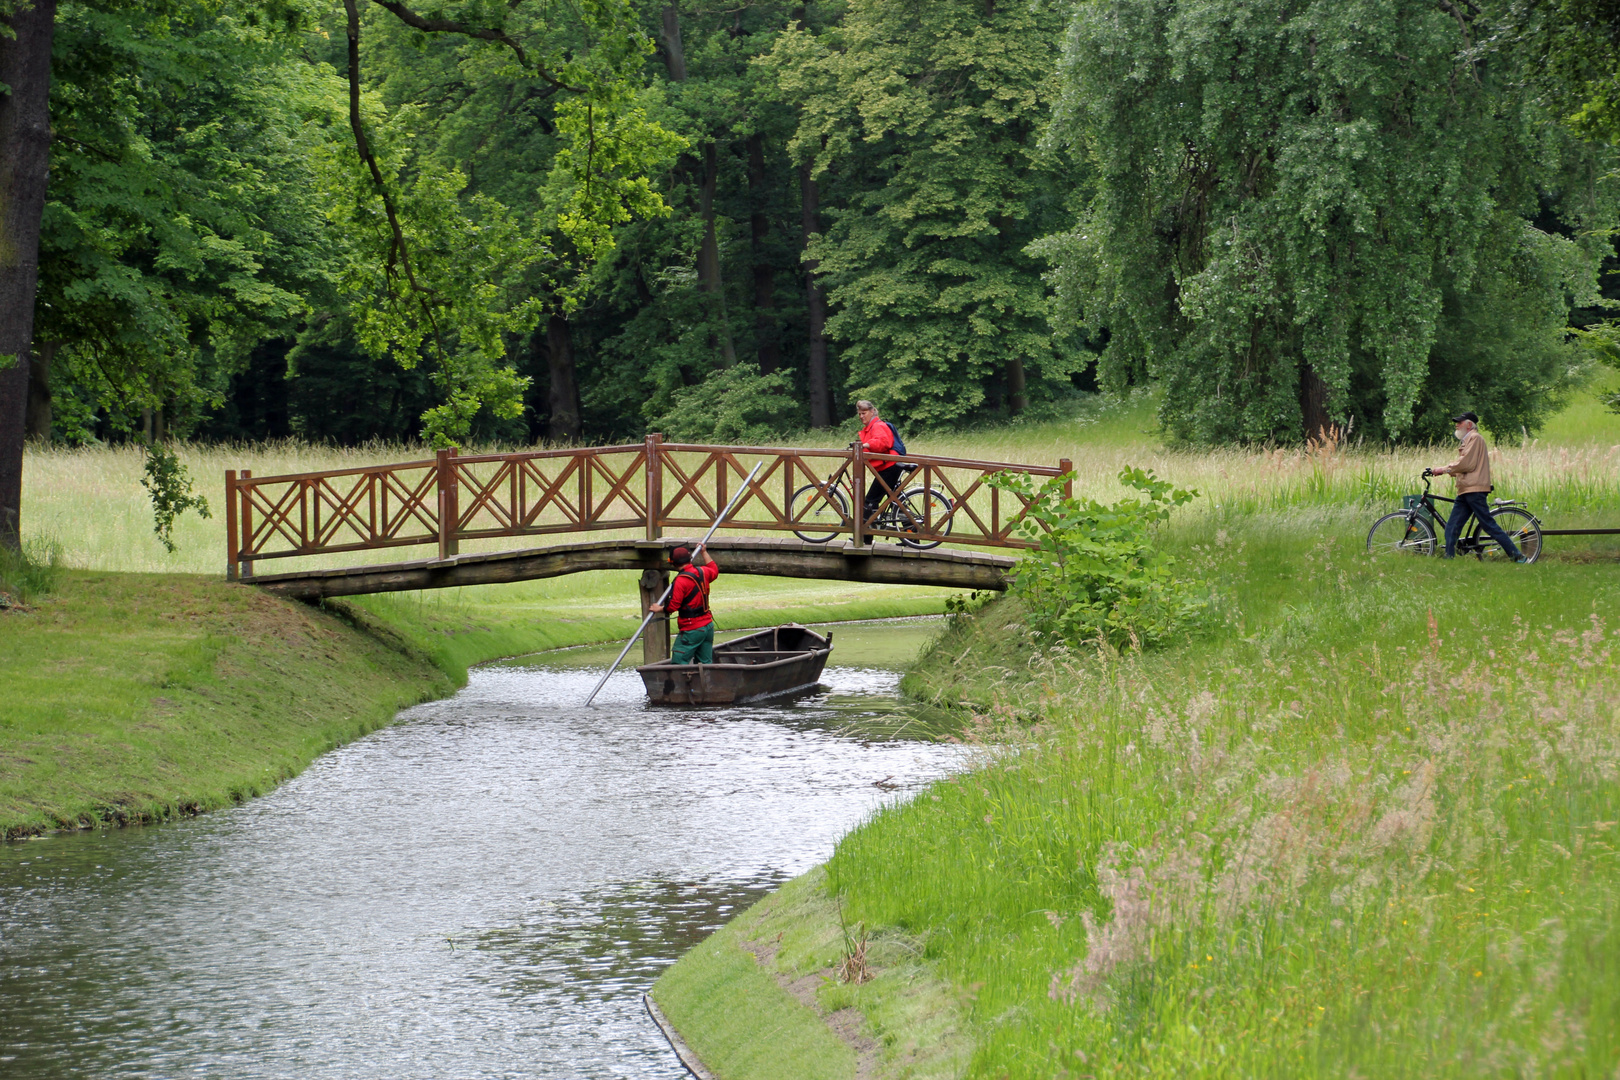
[[583, 461, 764, 707]]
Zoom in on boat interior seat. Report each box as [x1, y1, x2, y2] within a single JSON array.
[[710, 649, 821, 665]]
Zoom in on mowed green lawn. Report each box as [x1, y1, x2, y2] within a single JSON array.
[[0, 571, 451, 835]]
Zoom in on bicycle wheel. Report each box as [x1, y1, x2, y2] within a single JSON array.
[[897, 487, 954, 550], [1366, 511, 1436, 556], [1473, 506, 1541, 564], [788, 483, 850, 543]]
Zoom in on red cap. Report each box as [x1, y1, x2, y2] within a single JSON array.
[[670, 546, 692, 565]]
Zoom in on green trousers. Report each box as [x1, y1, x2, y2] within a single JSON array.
[[671, 623, 715, 664]]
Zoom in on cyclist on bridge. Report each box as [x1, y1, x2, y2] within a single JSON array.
[[854, 399, 906, 540], [1430, 412, 1526, 563], [648, 544, 721, 663]]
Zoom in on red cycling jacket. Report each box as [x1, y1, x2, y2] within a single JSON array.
[[668, 562, 719, 631], [858, 415, 895, 459]]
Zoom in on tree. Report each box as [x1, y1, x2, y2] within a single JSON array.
[[1506, 0, 1620, 145], [0, 0, 56, 549], [763, 0, 1083, 429], [578, 0, 820, 440], [329, 0, 682, 446], [37, 2, 341, 443], [1040, 0, 1618, 445]]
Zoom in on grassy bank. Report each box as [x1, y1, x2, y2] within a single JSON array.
[[652, 867, 972, 1080], [820, 517, 1620, 1077], [0, 570, 455, 837]]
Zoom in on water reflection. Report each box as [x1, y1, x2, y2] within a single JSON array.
[[0, 621, 961, 1079]]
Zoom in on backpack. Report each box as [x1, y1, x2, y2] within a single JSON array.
[[883, 420, 906, 456]]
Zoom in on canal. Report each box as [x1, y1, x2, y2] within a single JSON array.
[[0, 620, 962, 1078]]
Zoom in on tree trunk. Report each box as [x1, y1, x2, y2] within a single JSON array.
[[748, 135, 778, 374], [1300, 362, 1331, 443], [659, 4, 687, 82], [1006, 357, 1027, 416], [0, 0, 56, 550], [546, 313, 581, 443], [697, 141, 737, 367], [24, 341, 53, 441], [801, 163, 830, 428]]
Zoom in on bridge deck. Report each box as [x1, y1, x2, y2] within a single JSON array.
[[248, 536, 1016, 601]]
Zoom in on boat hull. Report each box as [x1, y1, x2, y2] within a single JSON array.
[[636, 624, 833, 705]]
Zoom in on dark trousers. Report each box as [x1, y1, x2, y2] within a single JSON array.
[[863, 465, 904, 513], [1443, 490, 1521, 559]]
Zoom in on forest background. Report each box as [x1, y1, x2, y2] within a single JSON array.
[[4, 0, 1620, 507]]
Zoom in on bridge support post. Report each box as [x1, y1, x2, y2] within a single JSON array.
[[645, 433, 663, 541], [225, 469, 239, 581], [851, 443, 866, 547], [437, 447, 460, 560], [239, 469, 253, 579], [639, 568, 670, 663], [1059, 458, 1072, 499]]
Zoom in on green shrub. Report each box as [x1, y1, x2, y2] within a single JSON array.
[[988, 466, 1206, 649]]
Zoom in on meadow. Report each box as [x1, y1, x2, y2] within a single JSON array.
[[807, 383, 1620, 1077], [18, 378, 1620, 579]]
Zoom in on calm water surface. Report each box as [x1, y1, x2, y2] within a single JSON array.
[[0, 620, 963, 1079]]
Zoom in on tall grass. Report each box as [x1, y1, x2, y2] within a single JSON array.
[[0, 538, 63, 605], [22, 394, 1620, 576], [829, 531, 1620, 1076]]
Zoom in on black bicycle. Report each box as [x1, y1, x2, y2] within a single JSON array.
[[787, 454, 954, 549], [1365, 471, 1542, 561]]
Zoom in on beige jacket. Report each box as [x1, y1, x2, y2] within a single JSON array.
[[1444, 430, 1492, 494]]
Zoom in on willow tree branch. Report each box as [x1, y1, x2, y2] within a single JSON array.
[[367, 0, 583, 91], [343, 0, 426, 295]]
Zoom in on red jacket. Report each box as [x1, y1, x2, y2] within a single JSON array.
[[668, 562, 719, 631], [858, 415, 895, 459]]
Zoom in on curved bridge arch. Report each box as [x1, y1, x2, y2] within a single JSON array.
[[249, 536, 1015, 602]]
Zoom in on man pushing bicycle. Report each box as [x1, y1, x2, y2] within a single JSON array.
[[1430, 412, 1527, 563]]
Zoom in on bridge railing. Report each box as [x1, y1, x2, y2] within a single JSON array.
[[225, 436, 1072, 579]]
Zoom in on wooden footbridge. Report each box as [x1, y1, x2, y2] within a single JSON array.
[[225, 437, 1067, 654]]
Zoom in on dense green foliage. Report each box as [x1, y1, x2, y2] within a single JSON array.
[[990, 466, 1207, 648], [1508, 0, 1620, 145], [765, 0, 1084, 426], [39, 1, 341, 440], [13, 0, 1620, 451], [1039, 0, 1618, 445]]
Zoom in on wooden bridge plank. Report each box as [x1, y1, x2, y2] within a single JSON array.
[[248, 536, 1015, 602]]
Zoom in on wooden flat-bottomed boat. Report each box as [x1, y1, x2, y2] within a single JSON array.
[[636, 624, 833, 705]]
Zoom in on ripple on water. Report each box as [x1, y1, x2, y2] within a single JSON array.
[[0, 623, 965, 1079]]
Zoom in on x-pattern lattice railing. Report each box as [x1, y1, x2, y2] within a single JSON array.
[[225, 436, 1072, 578]]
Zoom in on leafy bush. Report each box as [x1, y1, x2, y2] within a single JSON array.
[[988, 466, 1207, 649], [650, 363, 803, 444]]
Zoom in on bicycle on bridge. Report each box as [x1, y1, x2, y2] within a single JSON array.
[[1365, 470, 1543, 561], [787, 452, 955, 549]]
